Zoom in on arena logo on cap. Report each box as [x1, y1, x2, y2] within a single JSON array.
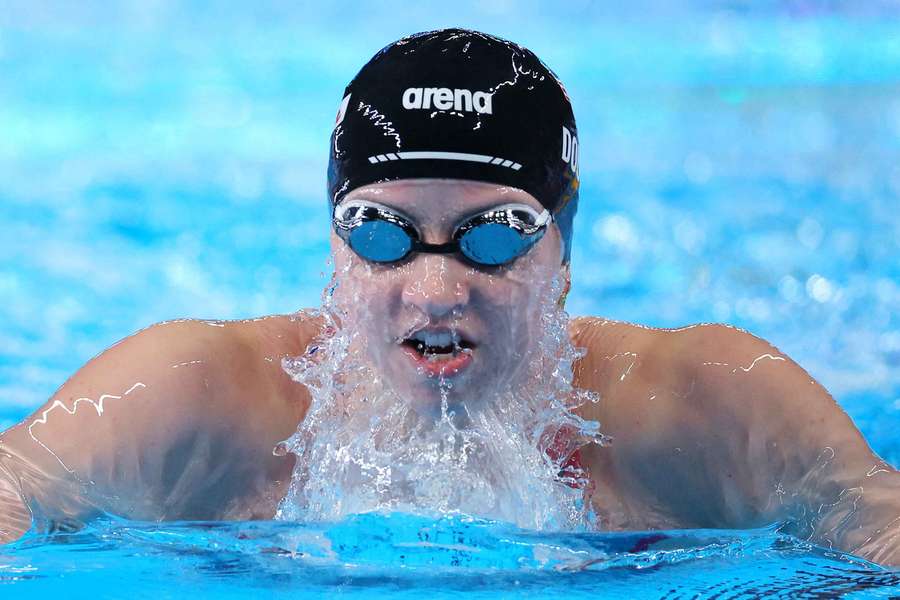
[[402, 87, 493, 114]]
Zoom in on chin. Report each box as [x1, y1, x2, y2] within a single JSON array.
[[381, 352, 491, 411]]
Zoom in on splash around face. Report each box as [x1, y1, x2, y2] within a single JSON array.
[[276, 180, 606, 530]]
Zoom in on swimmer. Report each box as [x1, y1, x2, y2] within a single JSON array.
[[1, 28, 898, 564]]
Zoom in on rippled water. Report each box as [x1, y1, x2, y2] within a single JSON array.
[[1, 1, 900, 596], [3, 514, 900, 599]]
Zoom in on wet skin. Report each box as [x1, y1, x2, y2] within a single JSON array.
[[0, 180, 898, 565]]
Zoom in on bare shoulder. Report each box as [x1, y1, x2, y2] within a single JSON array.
[[0, 311, 324, 522], [570, 317, 815, 411], [662, 321, 795, 376], [6, 312, 320, 437], [657, 322, 835, 426], [570, 316, 890, 529], [570, 317, 848, 446], [568, 316, 695, 399]]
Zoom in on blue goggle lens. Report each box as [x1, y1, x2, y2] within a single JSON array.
[[335, 202, 549, 267], [457, 222, 536, 266], [347, 219, 413, 263]]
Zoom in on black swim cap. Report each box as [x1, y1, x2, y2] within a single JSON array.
[[327, 28, 580, 262]]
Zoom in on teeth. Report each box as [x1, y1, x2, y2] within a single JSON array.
[[410, 330, 459, 347]]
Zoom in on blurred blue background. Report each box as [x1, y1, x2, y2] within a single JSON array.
[[0, 1, 898, 464]]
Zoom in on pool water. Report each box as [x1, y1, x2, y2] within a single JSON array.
[[1, 1, 899, 597], [4, 514, 900, 599]]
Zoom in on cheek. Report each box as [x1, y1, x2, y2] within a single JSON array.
[[471, 278, 545, 353], [331, 244, 405, 338], [475, 253, 563, 352]]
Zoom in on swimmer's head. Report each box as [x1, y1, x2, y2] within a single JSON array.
[[325, 29, 578, 408], [327, 28, 579, 262]]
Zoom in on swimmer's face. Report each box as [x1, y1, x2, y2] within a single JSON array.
[[330, 179, 565, 413]]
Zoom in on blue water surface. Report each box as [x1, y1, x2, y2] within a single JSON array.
[[1, 1, 899, 597], [4, 513, 900, 599]]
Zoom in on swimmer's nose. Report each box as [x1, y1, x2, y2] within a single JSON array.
[[401, 253, 471, 317]]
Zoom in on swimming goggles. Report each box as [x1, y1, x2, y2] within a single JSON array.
[[333, 199, 552, 267]]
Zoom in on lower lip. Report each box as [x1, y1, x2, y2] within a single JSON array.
[[402, 346, 474, 378]]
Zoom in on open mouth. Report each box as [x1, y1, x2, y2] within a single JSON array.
[[399, 329, 477, 377], [401, 331, 475, 357]]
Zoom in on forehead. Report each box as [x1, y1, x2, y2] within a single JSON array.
[[342, 178, 543, 222]]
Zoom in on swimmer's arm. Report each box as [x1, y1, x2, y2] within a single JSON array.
[[682, 325, 900, 565], [572, 319, 900, 564], [0, 463, 30, 542], [0, 317, 311, 539]]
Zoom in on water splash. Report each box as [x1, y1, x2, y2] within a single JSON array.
[[275, 251, 606, 530]]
